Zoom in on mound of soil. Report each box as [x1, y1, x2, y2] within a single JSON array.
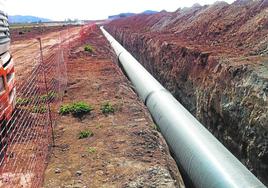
[[106, 0, 268, 185]]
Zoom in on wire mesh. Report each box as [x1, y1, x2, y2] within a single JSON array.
[[0, 24, 95, 188]]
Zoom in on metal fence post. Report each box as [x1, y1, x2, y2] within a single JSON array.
[[37, 37, 55, 147]]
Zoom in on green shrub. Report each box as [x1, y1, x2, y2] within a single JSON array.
[[71, 102, 93, 117], [100, 102, 115, 115], [59, 104, 72, 115], [79, 130, 93, 139], [88, 147, 97, 154], [40, 91, 57, 102], [59, 102, 93, 118], [16, 97, 32, 106], [32, 105, 47, 114], [84, 44, 94, 52]]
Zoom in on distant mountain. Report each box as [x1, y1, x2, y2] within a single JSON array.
[[108, 13, 135, 19], [142, 10, 158, 15], [108, 10, 158, 20], [8, 15, 51, 23]]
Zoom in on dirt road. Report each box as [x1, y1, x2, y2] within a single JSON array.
[[43, 27, 184, 187], [11, 26, 81, 82]]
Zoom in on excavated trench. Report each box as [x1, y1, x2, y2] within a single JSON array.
[[105, 19, 268, 185], [106, 27, 268, 184]]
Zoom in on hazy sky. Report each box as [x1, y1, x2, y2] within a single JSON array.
[[6, 0, 235, 21]]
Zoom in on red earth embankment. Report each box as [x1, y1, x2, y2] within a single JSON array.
[[106, 0, 268, 185]]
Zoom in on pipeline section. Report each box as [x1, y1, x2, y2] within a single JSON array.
[[100, 26, 265, 188]]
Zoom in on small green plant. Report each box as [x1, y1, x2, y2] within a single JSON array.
[[40, 91, 57, 102], [78, 130, 93, 139], [16, 97, 32, 106], [100, 102, 115, 115], [59, 104, 72, 115], [32, 105, 47, 114], [59, 102, 93, 118], [88, 147, 97, 154], [84, 44, 94, 53], [96, 124, 102, 129], [71, 102, 93, 117], [152, 124, 160, 132]]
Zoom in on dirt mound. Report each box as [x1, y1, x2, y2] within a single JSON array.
[[106, 0, 268, 185], [108, 0, 268, 56]]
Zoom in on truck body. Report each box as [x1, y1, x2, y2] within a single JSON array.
[[0, 0, 15, 160]]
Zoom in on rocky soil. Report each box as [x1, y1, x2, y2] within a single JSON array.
[[106, 0, 268, 185], [43, 27, 184, 187]]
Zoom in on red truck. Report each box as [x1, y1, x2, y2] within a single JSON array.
[[0, 2, 16, 161]]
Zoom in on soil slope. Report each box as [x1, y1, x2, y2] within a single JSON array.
[[106, 0, 268, 185], [43, 27, 184, 187]]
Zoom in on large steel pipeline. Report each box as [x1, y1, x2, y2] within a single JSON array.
[[100, 26, 265, 188]]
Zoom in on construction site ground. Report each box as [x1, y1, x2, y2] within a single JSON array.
[[10, 25, 75, 42], [11, 26, 81, 82], [16, 26, 185, 187]]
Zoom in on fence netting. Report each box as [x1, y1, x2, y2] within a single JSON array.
[[0, 24, 96, 188]]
